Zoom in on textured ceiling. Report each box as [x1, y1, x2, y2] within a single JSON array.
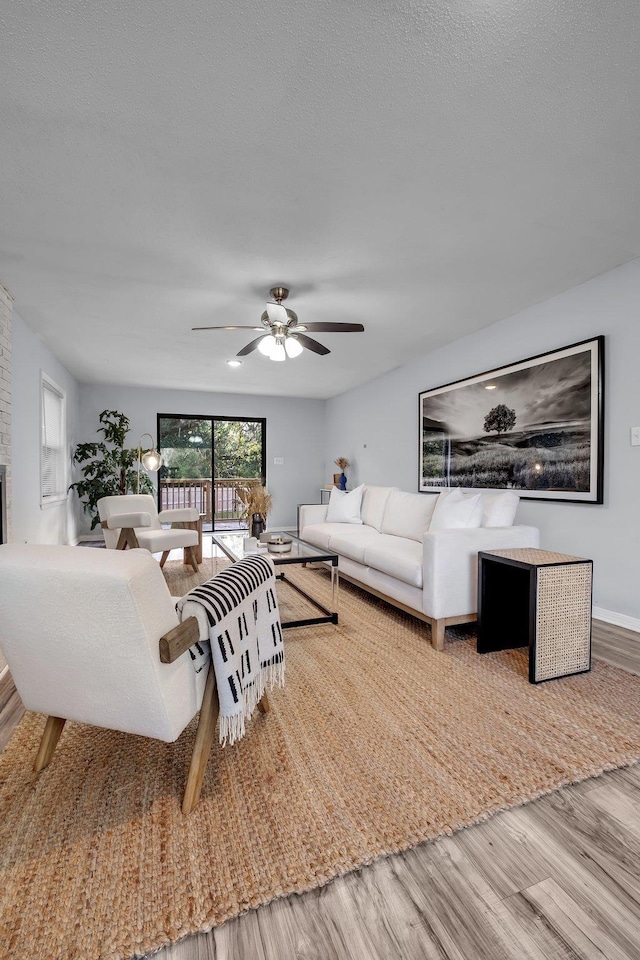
[[1, 1, 639, 399]]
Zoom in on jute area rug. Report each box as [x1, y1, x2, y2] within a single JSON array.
[[2, 560, 640, 960]]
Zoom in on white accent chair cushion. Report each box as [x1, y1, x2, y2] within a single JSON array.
[[158, 507, 199, 524], [138, 527, 198, 552], [326, 484, 364, 524], [105, 511, 152, 529], [429, 489, 484, 531], [381, 490, 438, 542]]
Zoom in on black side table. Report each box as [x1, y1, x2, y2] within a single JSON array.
[[477, 548, 593, 684]]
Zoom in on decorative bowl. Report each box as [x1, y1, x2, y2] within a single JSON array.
[[266, 535, 293, 554]]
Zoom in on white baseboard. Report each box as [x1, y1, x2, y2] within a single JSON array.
[[593, 606, 640, 634], [0, 664, 8, 683]]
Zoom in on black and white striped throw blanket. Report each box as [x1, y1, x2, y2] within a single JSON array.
[[176, 554, 285, 745]]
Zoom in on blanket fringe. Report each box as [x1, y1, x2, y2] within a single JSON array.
[[219, 661, 286, 747]]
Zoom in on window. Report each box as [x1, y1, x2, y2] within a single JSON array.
[[157, 414, 266, 531], [41, 373, 67, 506]]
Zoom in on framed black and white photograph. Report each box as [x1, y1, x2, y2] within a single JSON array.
[[419, 336, 604, 503]]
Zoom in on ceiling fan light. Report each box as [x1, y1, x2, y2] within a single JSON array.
[[258, 334, 276, 356], [270, 341, 286, 361], [285, 336, 303, 358], [266, 301, 289, 324]]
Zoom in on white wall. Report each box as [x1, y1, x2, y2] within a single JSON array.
[[325, 259, 640, 621], [77, 384, 326, 532], [12, 311, 82, 544]]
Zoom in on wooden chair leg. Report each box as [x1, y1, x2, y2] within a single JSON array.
[[182, 663, 219, 815], [185, 546, 199, 573], [180, 519, 203, 567], [257, 692, 270, 714], [34, 716, 66, 773], [195, 515, 203, 565], [116, 528, 139, 551], [159, 550, 170, 568], [432, 618, 445, 652]]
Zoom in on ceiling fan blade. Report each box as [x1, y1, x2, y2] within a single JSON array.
[[295, 333, 331, 356], [292, 322, 365, 333], [192, 325, 264, 331], [236, 335, 268, 356], [266, 301, 289, 324]]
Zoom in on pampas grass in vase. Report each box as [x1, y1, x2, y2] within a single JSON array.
[[334, 457, 350, 491], [237, 484, 273, 537]]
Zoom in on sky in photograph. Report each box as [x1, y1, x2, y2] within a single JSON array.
[[421, 351, 592, 440]]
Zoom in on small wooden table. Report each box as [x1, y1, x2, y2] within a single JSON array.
[[477, 548, 593, 684]]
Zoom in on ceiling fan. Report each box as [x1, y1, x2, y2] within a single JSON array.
[[192, 286, 364, 361]]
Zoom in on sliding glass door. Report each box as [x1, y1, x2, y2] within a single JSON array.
[[157, 414, 266, 531]]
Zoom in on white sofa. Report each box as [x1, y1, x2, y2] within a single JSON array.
[[299, 485, 539, 650]]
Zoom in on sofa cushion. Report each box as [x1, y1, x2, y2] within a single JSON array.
[[361, 486, 398, 531], [326, 483, 364, 524], [381, 490, 437, 542], [482, 491, 519, 527], [363, 535, 423, 588], [301, 522, 370, 551], [429, 489, 483, 531], [327, 528, 381, 563]]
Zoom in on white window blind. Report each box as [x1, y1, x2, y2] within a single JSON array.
[[41, 374, 66, 505]]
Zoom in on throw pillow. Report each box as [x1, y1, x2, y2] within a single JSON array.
[[360, 486, 399, 530], [429, 488, 484, 531], [482, 491, 520, 527], [326, 484, 364, 524], [381, 490, 438, 542]]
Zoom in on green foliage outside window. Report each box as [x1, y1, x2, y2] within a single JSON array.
[[159, 419, 263, 480]]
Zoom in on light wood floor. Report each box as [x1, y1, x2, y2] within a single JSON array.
[[1, 623, 639, 960]]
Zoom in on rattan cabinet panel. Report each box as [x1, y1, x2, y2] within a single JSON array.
[[477, 548, 593, 684]]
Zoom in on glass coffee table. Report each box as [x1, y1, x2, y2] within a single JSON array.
[[212, 531, 339, 629]]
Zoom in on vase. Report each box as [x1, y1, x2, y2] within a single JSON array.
[[250, 513, 265, 538], [338, 472, 347, 491]]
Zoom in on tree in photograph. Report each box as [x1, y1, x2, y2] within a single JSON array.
[[483, 404, 517, 439]]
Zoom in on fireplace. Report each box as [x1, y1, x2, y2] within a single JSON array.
[[0, 465, 6, 544]]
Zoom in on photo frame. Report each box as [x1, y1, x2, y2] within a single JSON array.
[[418, 336, 604, 503]]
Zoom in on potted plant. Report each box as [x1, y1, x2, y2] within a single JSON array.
[[69, 410, 154, 530], [236, 484, 272, 538]]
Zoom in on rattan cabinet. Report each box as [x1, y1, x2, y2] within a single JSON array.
[[477, 548, 593, 684]]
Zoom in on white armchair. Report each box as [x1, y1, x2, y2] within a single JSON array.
[[98, 494, 201, 571], [0, 544, 227, 813]]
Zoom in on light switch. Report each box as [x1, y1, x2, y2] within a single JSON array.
[[273, 457, 284, 465], [631, 427, 640, 447]]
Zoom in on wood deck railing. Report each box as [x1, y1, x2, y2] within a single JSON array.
[[160, 478, 262, 524]]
